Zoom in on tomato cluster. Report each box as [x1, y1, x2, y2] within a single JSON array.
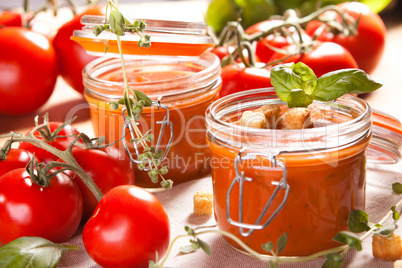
[[0, 118, 170, 267], [0, 6, 104, 116], [211, 2, 386, 97]]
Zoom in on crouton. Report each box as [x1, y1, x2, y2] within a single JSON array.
[[280, 107, 313, 130], [193, 191, 213, 216], [372, 233, 402, 261], [240, 111, 267, 129], [255, 104, 281, 129]]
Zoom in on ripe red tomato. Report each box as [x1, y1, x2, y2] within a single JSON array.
[[305, 2, 386, 74], [268, 41, 358, 77], [0, 168, 83, 244], [0, 149, 38, 178], [0, 27, 58, 115], [220, 64, 272, 97], [61, 146, 135, 221], [209, 46, 229, 60], [0, 10, 22, 27], [19, 122, 80, 163], [53, 5, 104, 94], [83, 185, 170, 268], [246, 19, 312, 63]]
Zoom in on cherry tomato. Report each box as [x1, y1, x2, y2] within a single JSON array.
[[53, 6, 104, 94], [220, 64, 272, 98], [0, 168, 83, 244], [268, 41, 358, 77], [0, 149, 38, 178], [0, 10, 22, 27], [61, 146, 135, 221], [209, 46, 229, 60], [19, 122, 80, 163], [246, 19, 312, 63], [0, 27, 58, 115], [83, 185, 170, 268], [305, 2, 386, 74]]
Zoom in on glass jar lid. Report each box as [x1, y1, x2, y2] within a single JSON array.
[[72, 15, 214, 56]]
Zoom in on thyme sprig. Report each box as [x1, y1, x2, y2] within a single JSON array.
[[94, 0, 172, 189], [149, 182, 402, 267]]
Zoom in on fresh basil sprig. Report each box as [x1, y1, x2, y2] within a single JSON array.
[[0, 236, 78, 268], [270, 62, 383, 108]]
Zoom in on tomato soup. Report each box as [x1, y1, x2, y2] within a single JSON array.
[[206, 88, 375, 256], [84, 52, 221, 188]]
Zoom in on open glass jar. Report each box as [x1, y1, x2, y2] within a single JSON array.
[[206, 88, 402, 256], [76, 17, 221, 187]]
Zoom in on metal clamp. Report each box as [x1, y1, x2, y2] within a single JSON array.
[[121, 99, 174, 170], [226, 147, 290, 237]]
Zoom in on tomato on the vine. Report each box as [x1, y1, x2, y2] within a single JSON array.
[[0, 149, 38, 178], [60, 146, 135, 221], [220, 64, 272, 98], [268, 41, 358, 78], [53, 5, 104, 94], [0, 168, 83, 244], [305, 2, 386, 74], [246, 19, 312, 63], [83, 185, 170, 268], [19, 121, 80, 163], [209, 46, 229, 60], [0, 10, 22, 27], [0, 27, 58, 115]]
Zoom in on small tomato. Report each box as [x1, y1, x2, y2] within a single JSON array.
[[0, 168, 83, 244], [83, 185, 170, 268]]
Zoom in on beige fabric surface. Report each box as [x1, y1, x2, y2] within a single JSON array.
[[58, 160, 402, 268]]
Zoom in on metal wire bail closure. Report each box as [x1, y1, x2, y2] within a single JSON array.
[[121, 99, 174, 170], [226, 147, 290, 237]]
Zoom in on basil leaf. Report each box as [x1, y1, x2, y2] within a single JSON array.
[[109, 10, 126, 36], [391, 205, 400, 220], [276, 233, 287, 255], [374, 223, 395, 237], [347, 210, 370, 233], [322, 252, 344, 268], [270, 63, 303, 102], [333, 231, 362, 251], [291, 62, 317, 94], [287, 88, 313, 108], [392, 182, 402, 194], [311, 69, 383, 101], [0, 237, 78, 268], [134, 90, 153, 107]]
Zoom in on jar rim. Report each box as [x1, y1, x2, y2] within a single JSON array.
[[83, 52, 221, 102], [206, 87, 372, 153]]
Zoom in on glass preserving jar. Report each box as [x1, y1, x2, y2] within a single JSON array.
[[76, 17, 221, 188], [206, 88, 402, 256]]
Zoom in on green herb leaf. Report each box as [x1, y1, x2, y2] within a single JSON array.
[[179, 244, 198, 254], [0, 236, 78, 268], [311, 69, 382, 101], [374, 223, 395, 237], [333, 231, 362, 251], [262, 241, 274, 252], [109, 9, 126, 36], [347, 210, 370, 233], [287, 88, 313, 108], [392, 182, 402, 194], [197, 238, 212, 256], [185, 226, 195, 236], [322, 252, 344, 268], [391, 205, 400, 220], [276, 233, 287, 255], [270, 63, 303, 102], [291, 62, 317, 94], [134, 90, 153, 107]]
